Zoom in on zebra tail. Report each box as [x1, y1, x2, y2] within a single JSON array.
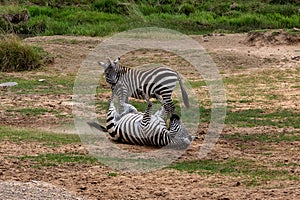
[[178, 76, 190, 109], [87, 122, 107, 132]]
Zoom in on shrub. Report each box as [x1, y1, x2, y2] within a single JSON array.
[[269, 0, 299, 5], [0, 34, 52, 72], [92, 0, 129, 15], [178, 3, 196, 16], [0, 6, 36, 34], [28, 0, 94, 7]]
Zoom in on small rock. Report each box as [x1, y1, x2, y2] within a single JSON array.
[[235, 181, 241, 186], [0, 82, 18, 87], [80, 185, 87, 190], [291, 56, 300, 61]]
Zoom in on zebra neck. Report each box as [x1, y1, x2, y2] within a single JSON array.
[[115, 65, 129, 82]]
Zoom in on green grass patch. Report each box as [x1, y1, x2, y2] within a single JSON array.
[[224, 68, 299, 86], [6, 107, 54, 116], [0, 126, 80, 146], [107, 172, 117, 177], [226, 108, 300, 128], [168, 158, 299, 186], [0, 74, 75, 94], [1, 1, 299, 36], [95, 99, 298, 128], [224, 132, 300, 143], [17, 153, 99, 167], [189, 80, 206, 88]]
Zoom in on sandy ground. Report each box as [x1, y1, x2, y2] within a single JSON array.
[[0, 30, 299, 199]]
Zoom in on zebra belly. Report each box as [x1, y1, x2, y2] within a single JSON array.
[[114, 114, 171, 146]]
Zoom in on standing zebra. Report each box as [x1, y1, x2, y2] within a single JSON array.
[[88, 92, 193, 149], [98, 57, 189, 114]]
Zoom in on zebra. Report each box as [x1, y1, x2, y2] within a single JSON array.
[[98, 57, 189, 115], [88, 92, 194, 149]]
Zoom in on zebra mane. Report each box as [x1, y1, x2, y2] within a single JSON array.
[[115, 64, 131, 74]]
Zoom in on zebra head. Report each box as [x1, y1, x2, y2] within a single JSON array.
[[98, 57, 120, 86], [168, 114, 194, 149]]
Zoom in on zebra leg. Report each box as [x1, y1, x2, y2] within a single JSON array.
[[152, 93, 170, 120], [161, 94, 175, 115], [154, 106, 166, 119], [108, 92, 121, 121], [154, 93, 164, 104], [117, 96, 124, 114], [110, 90, 130, 121], [141, 93, 152, 128], [114, 82, 129, 114]]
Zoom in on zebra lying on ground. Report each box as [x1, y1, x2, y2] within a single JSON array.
[[98, 57, 189, 115], [88, 92, 194, 149]]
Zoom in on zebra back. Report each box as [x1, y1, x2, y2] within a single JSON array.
[[99, 57, 190, 114]]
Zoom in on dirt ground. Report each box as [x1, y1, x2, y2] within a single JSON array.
[[0, 30, 300, 199]]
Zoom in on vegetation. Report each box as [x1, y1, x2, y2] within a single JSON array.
[[6, 107, 54, 116], [17, 153, 99, 167], [223, 131, 300, 143], [0, 73, 74, 94], [226, 108, 300, 129], [0, 1, 299, 192], [0, 34, 52, 72], [0, 126, 80, 145], [168, 158, 299, 186], [0, 0, 299, 36]]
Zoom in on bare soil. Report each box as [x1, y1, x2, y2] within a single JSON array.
[[0, 30, 299, 199]]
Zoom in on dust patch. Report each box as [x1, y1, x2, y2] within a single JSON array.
[[243, 30, 300, 47]]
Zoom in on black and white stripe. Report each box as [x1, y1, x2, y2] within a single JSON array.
[[99, 57, 189, 114], [88, 94, 193, 149]]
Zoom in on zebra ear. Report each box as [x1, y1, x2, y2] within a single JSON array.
[[108, 57, 113, 65], [113, 57, 120, 64], [98, 61, 108, 69]]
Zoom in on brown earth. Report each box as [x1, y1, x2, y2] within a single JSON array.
[[0, 30, 300, 199]]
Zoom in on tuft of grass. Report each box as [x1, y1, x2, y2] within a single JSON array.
[[107, 172, 117, 177], [189, 80, 206, 88], [0, 34, 52, 72], [0, 126, 80, 146]]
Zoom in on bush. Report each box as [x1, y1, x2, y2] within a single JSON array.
[[0, 6, 31, 34], [0, 34, 52, 72], [92, 0, 129, 15], [178, 3, 196, 16], [28, 0, 94, 7], [269, 0, 299, 5]]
